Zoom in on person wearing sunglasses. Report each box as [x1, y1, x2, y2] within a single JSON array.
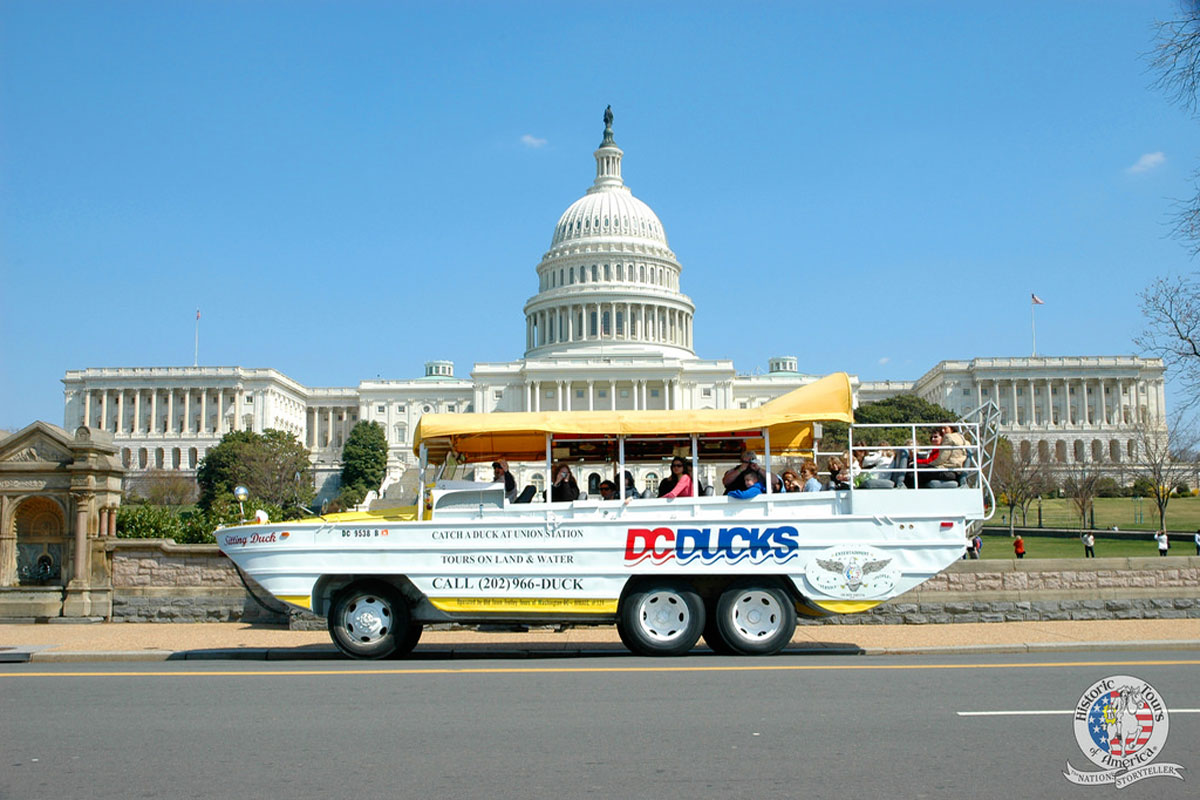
[[656, 457, 694, 498]]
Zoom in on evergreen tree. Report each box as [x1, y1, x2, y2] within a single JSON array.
[[339, 421, 389, 506]]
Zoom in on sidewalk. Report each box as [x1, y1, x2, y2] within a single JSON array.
[[2, 619, 1199, 663]]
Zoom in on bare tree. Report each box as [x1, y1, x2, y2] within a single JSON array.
[[1150, 1, 1200, 255], [1133, 414, 1200, 531], [1062, 461, 1102, 532], [1137, 274, 1200, 410], [127, 469, 198, 507], [991, 438, 1049, 533]]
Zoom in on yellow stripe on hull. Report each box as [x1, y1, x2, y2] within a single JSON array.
[[430, 597, 618, 614], [276, 595, 312, 610], [810, 599, 882, 614]]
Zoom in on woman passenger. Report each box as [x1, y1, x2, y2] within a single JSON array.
[[550, 462, 580, 502], [824, 455, 851, 490], [781, 469, 803, 493], [657, 457, 694, 498], [799, 460, 822, 492]]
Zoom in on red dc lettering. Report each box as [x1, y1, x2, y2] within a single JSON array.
[[624, 527, 676, 562]]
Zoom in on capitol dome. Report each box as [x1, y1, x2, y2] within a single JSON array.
[[524, 107, 695, 360]]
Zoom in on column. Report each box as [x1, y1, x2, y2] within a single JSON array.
[[1011, 382, 1019, 426], [116, 391, 125, 434], [533, 381, 540, 412], [100, 391, 109, 432], [183, 390, 191, 434], [566, 306, 573, 342], [200, 391, 208, 434], [557, 381, 564, 411], [83, 391, 92, 428], [588, 380, 594, 411], [235, 390, 243, 431], [525, 383, 532, 411], [1045, 378, 1053, 425], [150, 390, 158, 434], [167, 390, 175, 434], [625, 303, 632, 340], [72, 494, 90, 583], [98, 508, 109, 539], [133, 391, 141, 433], [610, 380, 616, 410], [1099, 378, 1108, 425], [325, 408, 333, 447], [640, 305, 647, 342], [107, 507, 117, 536], [641, 381, 648, 409]]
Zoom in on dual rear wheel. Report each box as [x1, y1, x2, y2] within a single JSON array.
[[618, 579, 796, 657]]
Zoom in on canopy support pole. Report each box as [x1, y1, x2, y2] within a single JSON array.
[[618, 436, 626, 501], [763, 427, 772, 495], [418, 443, 428, 521], [545, 434, 553, 504], [690, 434, 699, 497]]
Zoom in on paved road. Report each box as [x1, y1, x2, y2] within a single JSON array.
[[2, 651, 1196, 799]]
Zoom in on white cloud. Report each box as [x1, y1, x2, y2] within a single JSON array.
[[1126, 152, 1165, 174], [877, 356, 890, 366], [521, 134, 548, 149]]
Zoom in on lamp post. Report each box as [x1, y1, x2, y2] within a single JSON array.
[[234, 485, 249, 522]]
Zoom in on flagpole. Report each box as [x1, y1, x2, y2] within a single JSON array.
[[1027, 298, 1036, 357], [194, 310, 200, 367]]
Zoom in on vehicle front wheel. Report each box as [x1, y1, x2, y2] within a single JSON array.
[[618, 580, 704, 657], [714, 582, 796, 656], [328, 581, 410, 660]]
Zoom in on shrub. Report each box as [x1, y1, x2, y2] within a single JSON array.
[[1130, 477, 1155, 498], [1095, 477, 1123, 498]]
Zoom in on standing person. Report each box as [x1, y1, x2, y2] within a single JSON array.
[[1013, 534, 1025, 559], [1082, 532, 1096, 558], [1155, 530, 1170, 556], [492, 460, 518, 503], [657, 457, 694, 498], [972, 533, 983, 558], [1194, 528, 1200, 557]]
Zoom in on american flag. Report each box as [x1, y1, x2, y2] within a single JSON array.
[[1031, 293, 1045, 305], [1087, 690, 1153, 756]]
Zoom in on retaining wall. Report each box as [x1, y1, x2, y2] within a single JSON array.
[[107, 540, 1200, 627]]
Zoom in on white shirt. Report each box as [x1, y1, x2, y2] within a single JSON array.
[[1155, 532, 1169, 550]]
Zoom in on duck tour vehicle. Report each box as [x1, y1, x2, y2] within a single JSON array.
[[218, 373, 998, 659]]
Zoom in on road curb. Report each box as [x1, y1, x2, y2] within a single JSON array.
[[20, 639, 1200, 663]]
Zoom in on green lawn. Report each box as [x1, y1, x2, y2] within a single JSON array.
[[993, 495, 1200, 533], [975, 532, 1186, 560]]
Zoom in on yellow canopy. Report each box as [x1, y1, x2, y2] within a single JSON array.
[[413, 372, 854, 463]]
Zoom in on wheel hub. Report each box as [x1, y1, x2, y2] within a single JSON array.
[[730, 590, 782, 640], [345, 596, 391, 643], [637, 590, 691, 642]]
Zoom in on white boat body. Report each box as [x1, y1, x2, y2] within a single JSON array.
[[218, 484, 980, 622]]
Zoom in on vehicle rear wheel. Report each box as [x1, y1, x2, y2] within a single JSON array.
[[388, 622, 424, 660], [714, 582, 796, 656], [701, 601, 736, 655], [618, 580, 704, 657], [328, 581, 409, 660]]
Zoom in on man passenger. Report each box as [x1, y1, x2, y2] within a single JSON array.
[[723, 450, 765, 495]]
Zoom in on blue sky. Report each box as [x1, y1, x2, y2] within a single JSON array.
[[2, 1, 1197, 430]]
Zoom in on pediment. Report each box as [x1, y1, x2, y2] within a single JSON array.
[[0, 422, 75, 466]]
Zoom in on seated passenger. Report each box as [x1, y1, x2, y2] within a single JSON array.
[[861, 443, 893, 470], [657, 458, 694, 498], [727, 470, 765, 499], [781, 469, 803, 493], [492, 460, 518, 503], [824, 455, 851, 490], [799, 460, 822, 492], [597, 479, 618, 500], [619, 470, 641, 499], [917, 430, 960, 487], [722, 450, 766, 495], [550, 462, 580, 502]]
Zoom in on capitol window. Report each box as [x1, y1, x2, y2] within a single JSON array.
[[377, 405, 385, 414]]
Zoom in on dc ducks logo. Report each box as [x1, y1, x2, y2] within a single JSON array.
[[1064, 675, 1185, 788]]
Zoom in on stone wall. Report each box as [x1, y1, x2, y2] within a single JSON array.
[[108, 540, 1200, 626], [806, 556, 1200, 625], [108, 540, 286, 624]]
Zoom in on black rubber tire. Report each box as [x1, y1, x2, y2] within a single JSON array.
[[328, 581, 409, 660], [387, 622, 424, 660], [617, 579, 705, 657], [714, 581, 796, 656], [701, 599, 737, 655]]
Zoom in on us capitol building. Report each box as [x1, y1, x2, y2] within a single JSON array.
[[61, 110, 1166, 501]]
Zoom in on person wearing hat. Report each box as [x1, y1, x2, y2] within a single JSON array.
[[492, 460, 517, 502]]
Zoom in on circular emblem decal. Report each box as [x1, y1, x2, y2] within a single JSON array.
[[804, 545, 898, 599], [1064, 675, 1184, 788]]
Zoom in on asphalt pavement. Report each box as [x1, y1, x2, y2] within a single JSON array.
[[1, 618, 1198, 662]]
